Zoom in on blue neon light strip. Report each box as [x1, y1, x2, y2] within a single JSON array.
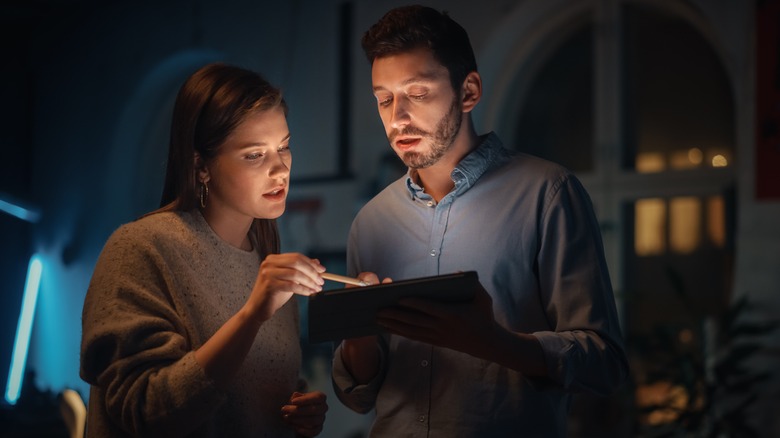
[[0, 197, 40, 223], [5, 255, 43, 405]]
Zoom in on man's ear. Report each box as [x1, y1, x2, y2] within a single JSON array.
[[461, 71, 482, 113], [194, 152, 210, 183]]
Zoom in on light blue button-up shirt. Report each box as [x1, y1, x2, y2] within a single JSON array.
[[333, 133, 628, 437]]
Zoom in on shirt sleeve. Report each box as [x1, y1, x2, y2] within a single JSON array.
[[530, 174, 629, 395], [329, 220, 389, 413], [79, 226, 226, 436], [331, 340, 387, 413]]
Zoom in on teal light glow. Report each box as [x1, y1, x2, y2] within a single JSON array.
[[5, 255, 43, 405], [0, 198, 40, 223]]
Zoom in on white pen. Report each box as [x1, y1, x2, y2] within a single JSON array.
[[321, 272, 369, 287]]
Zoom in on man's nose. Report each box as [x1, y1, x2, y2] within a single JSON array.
[[389, 98, 411, 130]]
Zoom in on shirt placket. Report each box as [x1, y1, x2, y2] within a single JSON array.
[[412, 199, 452, 435], [412, 343, 433, 434], [427, 200, 451, 275]]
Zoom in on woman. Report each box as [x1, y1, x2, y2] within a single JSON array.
[[80, 63, 328, 437]]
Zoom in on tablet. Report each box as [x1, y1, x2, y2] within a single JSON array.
[[307, 271, 481, 343]]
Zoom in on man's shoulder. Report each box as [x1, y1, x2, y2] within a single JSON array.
[[364, 176, 409, 207], [477, 133, 570, 178], [351, 177, 410, 229], [493, 150, 573, 183]]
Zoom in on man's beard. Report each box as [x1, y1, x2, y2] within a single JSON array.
[[389, 98, 462, 169]]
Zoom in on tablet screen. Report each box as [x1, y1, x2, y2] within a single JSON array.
[[307, 271, 480, 343]]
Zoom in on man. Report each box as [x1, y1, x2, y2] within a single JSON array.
[[332, 5, 628, 437]]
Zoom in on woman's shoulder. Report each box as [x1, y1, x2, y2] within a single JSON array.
[[102, 210, 199, 256], [113, 210, 187, 238]]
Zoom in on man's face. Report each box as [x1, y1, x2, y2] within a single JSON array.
[[371, 48, 462, 169]]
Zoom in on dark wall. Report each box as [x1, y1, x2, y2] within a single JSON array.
[[0, 0, 310, 399]]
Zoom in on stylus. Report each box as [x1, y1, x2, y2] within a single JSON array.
[[321, 272, 369, 287]]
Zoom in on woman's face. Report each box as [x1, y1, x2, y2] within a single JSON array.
[[201, 106, 291, 224]]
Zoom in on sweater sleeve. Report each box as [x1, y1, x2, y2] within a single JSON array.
[[80, 225, 226, 437]]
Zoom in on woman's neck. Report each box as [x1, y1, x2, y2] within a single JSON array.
[[200, 207, 254, 251]]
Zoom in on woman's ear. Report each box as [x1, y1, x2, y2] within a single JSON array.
[[194, 152, 210, 183], [461, 71, 482, 114]]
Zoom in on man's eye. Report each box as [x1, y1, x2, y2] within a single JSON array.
[[410, 94, 426, 101], [278, 144, 290, 153], [378, 97, 392, 107]]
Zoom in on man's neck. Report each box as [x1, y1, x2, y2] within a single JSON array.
[[415, 122, 480, 202]]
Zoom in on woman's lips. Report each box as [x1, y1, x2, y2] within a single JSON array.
[[263, 187, 286, 201]]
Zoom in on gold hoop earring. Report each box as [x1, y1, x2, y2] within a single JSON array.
[[200, 181, 209, 208]]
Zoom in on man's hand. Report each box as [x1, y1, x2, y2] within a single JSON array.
[[339, 271, 391, 384], [281, 391, 328, 437], [376, 285, 499, 358]]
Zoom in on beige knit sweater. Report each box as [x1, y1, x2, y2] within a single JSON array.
[[80, 210, 301, 437]]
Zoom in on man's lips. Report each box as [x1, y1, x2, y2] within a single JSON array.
[[394, 137, 422, 151]]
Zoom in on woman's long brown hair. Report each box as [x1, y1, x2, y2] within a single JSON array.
[[149, 63, 287, 255]]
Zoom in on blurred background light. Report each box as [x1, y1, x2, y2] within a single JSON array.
[[0, 196, 40, 223], [5, 254, 43, 405]]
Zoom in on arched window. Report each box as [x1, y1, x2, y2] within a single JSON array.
[[484, 0, 735, 328], [623, 3, 734, 173], [478, 1, 737, 433]]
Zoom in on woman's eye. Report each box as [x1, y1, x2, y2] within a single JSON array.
[[278, 144, 290, 153], [410, 94, 426, 101], [245, 152, 263, 160]]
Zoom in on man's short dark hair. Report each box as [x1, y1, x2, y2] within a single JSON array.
[[361, 5, 478, 92]]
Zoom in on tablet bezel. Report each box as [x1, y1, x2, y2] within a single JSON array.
[[307, 271, 480, 343]]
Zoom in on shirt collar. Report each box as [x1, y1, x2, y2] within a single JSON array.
[[405, 132, 510, 200]]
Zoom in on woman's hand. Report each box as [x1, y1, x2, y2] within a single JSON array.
[[194, 253, 324, 385], [281, 391, 328, 437], [247, 253, 325, 322]]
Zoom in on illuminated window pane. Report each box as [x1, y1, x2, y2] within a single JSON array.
[[707, 196, 725, 247], [688, 148, 703, 165], [670, 197, 701, 254], [670, 148, 703, 170], [635, 198, 666, 256], [636, 152, 666, 173]]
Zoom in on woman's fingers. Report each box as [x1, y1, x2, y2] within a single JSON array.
[[260, 253, 326, 294]]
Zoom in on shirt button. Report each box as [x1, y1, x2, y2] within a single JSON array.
[[430, 249, 437, 257], [426, 201, 434, 207], [418, 415, 426, 422], [421, 360, 429, 367]]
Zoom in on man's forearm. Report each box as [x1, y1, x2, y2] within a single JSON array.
[[477, 324, 548, 377], [340, 336, 381, 384]]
